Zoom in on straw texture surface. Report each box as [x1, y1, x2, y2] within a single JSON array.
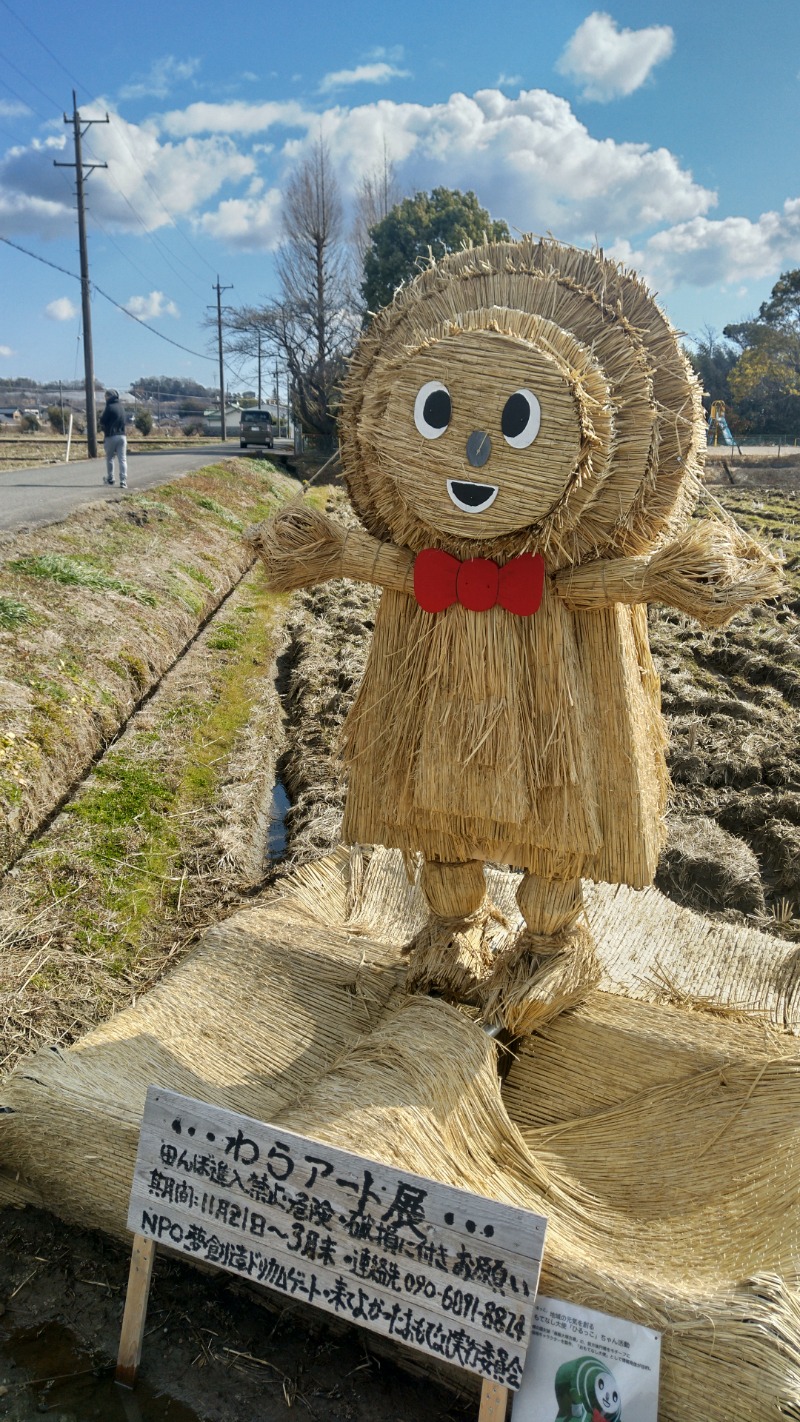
[[251, 238, 776, 925], [3, 846, 800, 1419]]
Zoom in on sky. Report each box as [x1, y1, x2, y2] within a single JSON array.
[[0, 0, 799, 395]]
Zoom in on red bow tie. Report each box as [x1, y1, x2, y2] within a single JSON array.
[[414, 548, 545, 616]]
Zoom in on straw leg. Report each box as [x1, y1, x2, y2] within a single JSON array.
[[405, 859, 498, 1004], [480, 873, 600, 1035]]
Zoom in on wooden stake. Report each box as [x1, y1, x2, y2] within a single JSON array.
[[115, 1234, 156, 1388], [479, 1378, 510, 1421]]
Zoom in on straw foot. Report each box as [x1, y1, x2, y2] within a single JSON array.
[[480, 921, 601, 1036], [404, 900, 510, 1005]]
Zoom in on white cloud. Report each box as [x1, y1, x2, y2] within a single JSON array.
[[0, 109, 255, 236], [638, 199, 800, 289], [0, 345, 13, 357], [311, 88, 714, 238], [318, 62, 410, 94], [119, 56, 201, 101], [6, 79, 793, 303], [195, 187, 283, 251], [159, 99, 312, 138], [0, 190, 71, 238], [556, 11, 674, 102], [0, 99, 30, 118], [155, 85, 715, 249], [125, 291, 180, 320], [45, 297, 78, 321], [496, 74, 522, 89]]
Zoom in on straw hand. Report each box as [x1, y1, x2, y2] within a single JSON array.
[[554, 520, 781, 628], [247, 503, 416, 596]]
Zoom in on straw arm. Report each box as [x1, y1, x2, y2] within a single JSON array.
[[246, 504, 415, 595], [554, 520, 782, 628], [553, 557, 649, 610]]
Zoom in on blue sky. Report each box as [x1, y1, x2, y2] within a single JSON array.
[[1, 0, 799, 394]]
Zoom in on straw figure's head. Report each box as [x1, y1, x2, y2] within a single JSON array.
[[340, 236, 705, 570], [554, 1356, 622, 1422]]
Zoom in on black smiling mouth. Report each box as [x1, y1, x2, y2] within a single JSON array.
[[447, 479, 499, 512]]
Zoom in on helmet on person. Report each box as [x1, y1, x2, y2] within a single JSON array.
[[105, 389, 119, 401]]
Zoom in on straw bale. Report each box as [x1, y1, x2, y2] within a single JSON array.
[[4, 849, 800, 1416], [503, 989, 795, 1129], [587, 878, 800, 1027], [0, 903, 407, 1233]]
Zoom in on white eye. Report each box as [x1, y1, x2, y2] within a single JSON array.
[[414, 381, 451, 439], [501, 388, 541, 448]]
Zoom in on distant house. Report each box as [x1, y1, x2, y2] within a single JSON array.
[[0, 407, 20, 423], [203, 406, 242, 435]]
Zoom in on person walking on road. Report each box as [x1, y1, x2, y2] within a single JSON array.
[[99, 389, 127, 488]]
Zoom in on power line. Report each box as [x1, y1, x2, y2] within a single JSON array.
[[79, 134, 209, 301], [78, 132, 208, 301], [0, 48, 62, 114], [0, 56, 208, 305], [0, 0, 87, 99], [102, 115, 218, 278], [0, 233, 216, 362], [0, 0, 218, 280]]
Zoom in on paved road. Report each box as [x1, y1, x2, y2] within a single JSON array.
[[0, 441, 293, 533]]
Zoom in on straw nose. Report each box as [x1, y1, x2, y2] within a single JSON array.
[[466, 430, 491, 468]]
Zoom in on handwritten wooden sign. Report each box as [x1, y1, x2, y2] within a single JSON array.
[[124, 1086, 547, 1395]]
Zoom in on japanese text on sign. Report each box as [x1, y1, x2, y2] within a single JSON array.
[[127, 1087, 548, 1390]]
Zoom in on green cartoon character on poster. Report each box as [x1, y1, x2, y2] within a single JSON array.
[[554, 1355, 622, 1422]]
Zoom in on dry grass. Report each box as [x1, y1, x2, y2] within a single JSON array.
[[0, 459, 295, 873], [0, 568, 290, 1075], [0, 429, 216, 470]]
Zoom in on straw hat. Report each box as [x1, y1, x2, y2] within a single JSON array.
[[340, 236, 705, 570]]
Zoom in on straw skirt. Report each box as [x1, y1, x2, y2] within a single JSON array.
[[341, 582, 668, 887]]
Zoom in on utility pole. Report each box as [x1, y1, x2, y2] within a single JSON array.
[[54, 91, 108, 459], [209, 277, 232, 440], [257, 330, 262, 407], [274, 361, 280, 437]]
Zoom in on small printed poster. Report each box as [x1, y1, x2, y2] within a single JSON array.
[[512, 1295, 661, 1422]]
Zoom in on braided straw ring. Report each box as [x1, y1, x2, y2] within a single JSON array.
[[340, 236, 705, 569]]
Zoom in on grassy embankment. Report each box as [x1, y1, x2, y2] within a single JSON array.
[[0, 459, 296, 871], [0, 465, 342, 1073]]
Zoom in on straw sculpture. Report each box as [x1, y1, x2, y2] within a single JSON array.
[[4, 848, 800, 1419], [252, 235, 781, 1034]]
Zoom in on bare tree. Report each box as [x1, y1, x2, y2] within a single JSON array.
[[225, 140, 357, 451], [351, 142, 401, 269]]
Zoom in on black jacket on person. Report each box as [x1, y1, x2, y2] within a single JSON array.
[[100, 398, 126, 437]]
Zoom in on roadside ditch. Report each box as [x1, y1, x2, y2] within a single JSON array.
[[0, 459, 296, 874]]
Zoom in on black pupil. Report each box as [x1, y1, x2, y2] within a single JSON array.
[[501, 391, 530, 439], [423, 388, 451, 429]]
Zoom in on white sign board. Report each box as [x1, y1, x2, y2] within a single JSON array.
[[512, 1296, 661, 1421], [128, 1086, 548, 1391]]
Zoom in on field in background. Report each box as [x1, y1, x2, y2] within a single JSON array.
[[0, 429, 220, 470]]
